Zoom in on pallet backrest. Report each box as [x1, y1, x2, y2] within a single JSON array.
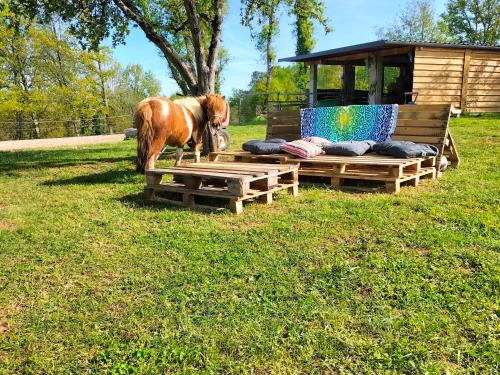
[[266, 104, 452, 159], [266, 110, 302, 141], [393, 104, 451, 158]]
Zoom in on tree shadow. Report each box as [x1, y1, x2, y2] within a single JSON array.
[[0, 147, 136, 172], [42, 169, 140, 186], [118, 191, 227, 215]]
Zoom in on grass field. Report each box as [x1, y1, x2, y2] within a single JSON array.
[[0, 116, 498, 374]]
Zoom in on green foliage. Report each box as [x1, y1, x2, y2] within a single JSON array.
[[0, 5, 160, 141], [292, 0, 332, 55], [241, 0, 331, 93], [14, 0, 227, 95], [230, 65, 308, 122], [317, 65, 342, 89], [355, 66, 369, 91], [384, 67, 401, 92], [0, 116, 499, 373], [441, 0, 500, 45], [109, 64, 162, 115], [376, 0, 450, 42]]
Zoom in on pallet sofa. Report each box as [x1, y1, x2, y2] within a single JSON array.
[[209, 104, 460, 193]]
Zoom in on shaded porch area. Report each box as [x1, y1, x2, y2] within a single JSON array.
[[303, 46, 415, 107]]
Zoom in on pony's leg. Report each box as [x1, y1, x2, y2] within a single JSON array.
[[146, 155, 156, 171], [146, 136, 166, 171], [193, 143, 202, 163], [175, 147, 184, 166]]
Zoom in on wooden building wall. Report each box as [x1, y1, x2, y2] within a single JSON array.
[[413, 46, 500, 112]]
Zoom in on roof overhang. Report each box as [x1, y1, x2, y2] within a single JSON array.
[[278, 39, 500, 64]]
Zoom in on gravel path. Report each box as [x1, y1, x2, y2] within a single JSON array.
[[0, 134, 127, 151]]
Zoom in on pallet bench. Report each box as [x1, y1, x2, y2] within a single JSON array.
[[209, 104, 458, 193], [209, 152, 436, 193], [145, 162, 299, 214]]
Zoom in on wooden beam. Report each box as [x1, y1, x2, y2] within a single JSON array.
[[460, 49, 471, 111], [309, 64, 318, 106], [321, 47, 413, 65], [342, 64, 355, 105], [366, 53, 383, 104]]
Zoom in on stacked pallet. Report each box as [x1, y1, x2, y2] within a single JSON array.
[[209, 152, 436, 193], [145, 162, 299, 214]]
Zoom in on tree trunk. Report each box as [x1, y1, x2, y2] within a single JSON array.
[[72, 118, 80, 137], [113, 0, 224, 96], [96, 58, 111, 134], [265, 13, 274, 93], [31, 113, 40, 139], [264, 10, 275, 112], [15, 112, 24, 140]]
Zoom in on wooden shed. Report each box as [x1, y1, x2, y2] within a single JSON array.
[[279, 40, 500, 113]]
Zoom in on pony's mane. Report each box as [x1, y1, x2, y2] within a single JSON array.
[[173, 96, 206, 125]]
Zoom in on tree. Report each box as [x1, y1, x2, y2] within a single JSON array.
[[292, 0, 331, 56], [13, 0, 226, 95], [376, 0, 450, 42], [230, 66, 307, 122], [441, 0, 500, 45], [109, 64, 161, 114], [0, 2, 161, 141], [241, 0, 331, 98], [241, 0, 282, 94]]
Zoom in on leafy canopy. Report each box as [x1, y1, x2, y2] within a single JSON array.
[[441, 0, 500, 45]]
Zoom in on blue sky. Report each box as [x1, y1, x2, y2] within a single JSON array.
[[110, 0, 447, 97]]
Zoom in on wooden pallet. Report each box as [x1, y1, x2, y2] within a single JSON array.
[[145, 162, 299, 214], [209, 152, 436, 193]]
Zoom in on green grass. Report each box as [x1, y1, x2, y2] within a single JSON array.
[[0, 117, 498, 374]]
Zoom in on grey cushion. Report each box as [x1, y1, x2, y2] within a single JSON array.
[[372, 141, 438, 158], [242, 139, 286, 154], [323, 141, 375, 156], [266, 138, 287, 143]]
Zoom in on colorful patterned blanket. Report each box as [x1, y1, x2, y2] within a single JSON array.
[[300, 105, 398, 142]]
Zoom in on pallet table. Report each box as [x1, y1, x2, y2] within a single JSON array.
[[145, 162, 299, 214], [209, 152, 436, 193]]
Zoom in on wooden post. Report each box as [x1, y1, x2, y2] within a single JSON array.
[[460, 49, 471, 111], [229, 199, 243, 215], [366, 53, 383, 104], [309, 64, 318, 107], [342, 64, 355, 105]]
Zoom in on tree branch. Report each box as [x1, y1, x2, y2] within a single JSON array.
[[112, 0, 197, 91], [207, 0, 224, 93], [183, 0, 207, 92]]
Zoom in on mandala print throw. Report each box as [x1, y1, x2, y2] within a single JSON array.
[[300, 105, 398, 142]]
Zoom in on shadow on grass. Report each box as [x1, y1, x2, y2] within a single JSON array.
[[42, 169, 140, 186], [119, 192, 222, 214], [0, 146, 136, 172]]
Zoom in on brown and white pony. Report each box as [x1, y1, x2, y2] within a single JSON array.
[[135, 94, 228, 173]]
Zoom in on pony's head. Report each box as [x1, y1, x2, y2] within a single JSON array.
[[205, 94, 228, 127]]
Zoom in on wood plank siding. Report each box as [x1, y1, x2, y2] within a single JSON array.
[[413, 47, 500, 112]]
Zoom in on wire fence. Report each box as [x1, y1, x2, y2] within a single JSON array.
[[0, 113, 135, 141], [0, 92, 318, 141]]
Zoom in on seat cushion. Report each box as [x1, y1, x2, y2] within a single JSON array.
[[280, 140, 324, 158], [302, 136, 334, 147], [242, 139, 286, 154], [323, 141, 375, 156], [265, 138, 287, 143], [372, 141, 438, 158]]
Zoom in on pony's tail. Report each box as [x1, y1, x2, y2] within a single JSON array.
[[135, 103, 154, 174]]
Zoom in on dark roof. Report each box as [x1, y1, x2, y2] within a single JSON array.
[[279, 39, 500, 63]]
